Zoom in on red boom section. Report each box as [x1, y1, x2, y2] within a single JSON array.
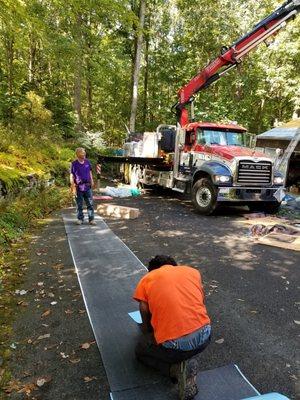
[[176, 0, 300, 126]]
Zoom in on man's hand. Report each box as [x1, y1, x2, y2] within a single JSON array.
[[70, 184, 76, 196]]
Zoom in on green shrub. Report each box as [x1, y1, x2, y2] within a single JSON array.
[[0, 186, 70, 249]]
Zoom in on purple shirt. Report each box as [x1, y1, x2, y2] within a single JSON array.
[[71, 159, 92, 192]]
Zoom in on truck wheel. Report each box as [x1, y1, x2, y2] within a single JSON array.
[[192, 178, 218, 215], [248, 201, 281, 214]]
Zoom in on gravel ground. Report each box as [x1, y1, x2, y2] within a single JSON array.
[[6, 189, 299, 399]]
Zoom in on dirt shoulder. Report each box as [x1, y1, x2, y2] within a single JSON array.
[[3, 212, 109, 400]]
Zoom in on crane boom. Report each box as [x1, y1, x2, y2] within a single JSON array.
[[175, 0, 300, 126]]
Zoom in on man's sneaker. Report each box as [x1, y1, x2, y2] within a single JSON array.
[[89, 220, 96, 225], [76, 220, 83, 225], [170, 358, 199, 400]]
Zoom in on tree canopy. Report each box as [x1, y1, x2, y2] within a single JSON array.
[[0, 0, 299, 147]]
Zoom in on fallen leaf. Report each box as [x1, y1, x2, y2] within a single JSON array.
[[250, 310, 258, 314], [294, 320, 300, 325], [50, 301, 57, 306], [65, 309, 73, 315], [17, 301, 29, 307], [69, 358, 81, 364], [79, 309, 86, 314], [81, 343, 90, 350], [41, 310, 51, 318], [83, 376, 97, 382], [48, 292, 55, 298], [17, 382, 36, 394], [36, 375, 52, 387], [4, 380, 22, 393], [15, 290, 27, 296], [37, 282, 44, 287], [237, 298, 245, 302], [60, 352, 69, 359], [37, 334, 50, 340], [215, 338, 225, 344], [52, 263, 64, 270]]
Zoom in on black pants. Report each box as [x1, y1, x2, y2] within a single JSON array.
[[135, 333, 211, 377]]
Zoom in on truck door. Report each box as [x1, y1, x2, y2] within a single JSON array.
[[173, 126, 186, 179]]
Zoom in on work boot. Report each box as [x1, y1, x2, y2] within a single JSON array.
[[89, 220, 96, 225], [170, 358, 199, 400]]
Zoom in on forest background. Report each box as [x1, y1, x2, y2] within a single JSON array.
[[1, 0, 299, 148], [0, 0, 299, 243]]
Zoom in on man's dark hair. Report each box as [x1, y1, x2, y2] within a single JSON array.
[[148, 255, 177, 272]]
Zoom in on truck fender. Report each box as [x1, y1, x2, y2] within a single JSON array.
[[192, 161, 232, 185]]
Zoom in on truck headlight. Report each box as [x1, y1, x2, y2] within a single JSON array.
[[274, 176, 284, 185], [215, 175, 231, 183]]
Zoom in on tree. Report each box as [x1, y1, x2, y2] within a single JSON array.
[[129, 0, 146, 133]]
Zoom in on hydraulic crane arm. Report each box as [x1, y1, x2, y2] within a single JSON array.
[[175, 0, 300, 126]]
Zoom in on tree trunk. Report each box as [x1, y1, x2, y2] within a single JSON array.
[[4, 33, 14, 123], [129, 0, 146, 133], [86, 38, 93, 129], [86, 72, 92, 129], [142, 12, 150, 131], [28, 32, 37, 84], [74, 58, 82, 131], [74, 14, 83, 132]]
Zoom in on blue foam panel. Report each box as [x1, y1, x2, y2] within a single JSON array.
[[242, 394, 289, 400]]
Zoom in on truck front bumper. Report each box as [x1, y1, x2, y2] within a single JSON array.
[[217, 186, 285, 202]]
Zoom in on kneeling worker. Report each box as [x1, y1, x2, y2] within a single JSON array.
[[133, 255, 211, 400]]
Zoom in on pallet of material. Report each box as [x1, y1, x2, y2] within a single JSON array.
[[257, 231, 300, 252], [97, 204, 140, 219]]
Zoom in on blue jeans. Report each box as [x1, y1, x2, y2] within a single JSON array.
[[76, 188, 94, 221], [162, 325, 211, 351], [135, 331, 211, 377]]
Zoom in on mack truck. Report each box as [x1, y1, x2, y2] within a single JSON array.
[[100, 0, 300, 215]]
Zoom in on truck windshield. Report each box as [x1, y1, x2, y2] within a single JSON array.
[[196, 129, 245, 146]]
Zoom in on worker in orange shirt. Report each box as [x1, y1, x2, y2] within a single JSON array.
[[133, 255, 211, 400]]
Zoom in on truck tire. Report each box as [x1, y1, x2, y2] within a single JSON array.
[[192, 178, 218, 215], [248, 201, 281, 214]]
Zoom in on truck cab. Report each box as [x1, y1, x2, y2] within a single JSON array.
[[174, 122, 285, 214]]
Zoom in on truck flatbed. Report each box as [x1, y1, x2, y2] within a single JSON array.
[[98, 155, 165, 166]]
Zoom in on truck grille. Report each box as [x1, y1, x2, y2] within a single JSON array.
[[237, 160, 272, 185]]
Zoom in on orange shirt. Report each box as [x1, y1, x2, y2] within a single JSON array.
[[133, 265, 210, 344]]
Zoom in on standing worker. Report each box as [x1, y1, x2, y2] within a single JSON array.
[[133, 255, 211, 400], [70, 147, 96, 225]]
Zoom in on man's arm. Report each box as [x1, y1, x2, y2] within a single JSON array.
[[89, 170, 94, 188], [139, 301, 153, 333], [70, 171, 76, 195]]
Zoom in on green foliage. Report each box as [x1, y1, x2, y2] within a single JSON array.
[[0, 139, 74, 193], [0, 186, 70, 249], [14, 91, 53, 136], [0, 0, 299, 143]]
